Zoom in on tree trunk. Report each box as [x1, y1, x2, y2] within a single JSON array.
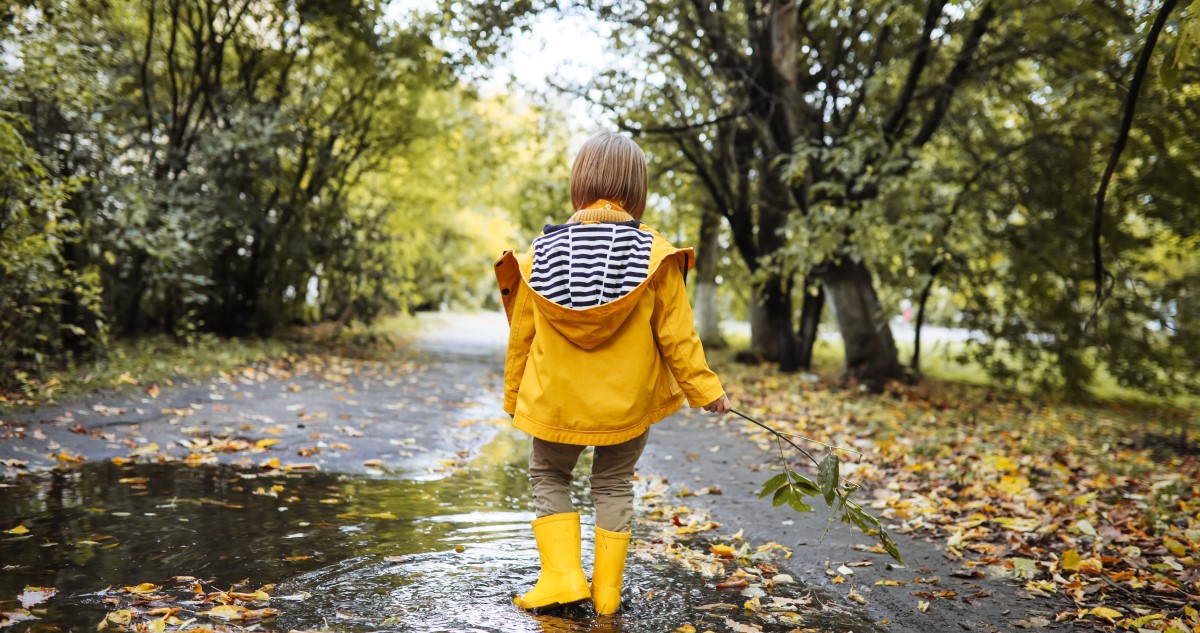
[[796, 276, 825, 370], [911, 264, 941, 373], [741, 270, 797, 369], [743, 289, 771, 363], [764, 270, 800, 371], [822, 258, 903, 389], [694, 207, 727, 349]]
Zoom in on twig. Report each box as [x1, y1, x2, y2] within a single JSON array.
[[730, 409, 863, 457], [730, 409, 819, 465]]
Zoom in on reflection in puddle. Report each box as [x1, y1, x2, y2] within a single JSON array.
[[0, 429, 879, 632]]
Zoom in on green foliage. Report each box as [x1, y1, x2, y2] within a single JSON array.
[[0, 0, 568, 389], [758, 458, 902, 564], [0, 111, 106, 383]]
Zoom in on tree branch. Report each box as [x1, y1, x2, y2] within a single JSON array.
[[1091, 0, 1177, 313], [881, 0, 946, 139], [911, 0, 997, 147]]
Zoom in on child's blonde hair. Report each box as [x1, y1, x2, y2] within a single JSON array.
[[570, 132, 648, 220]]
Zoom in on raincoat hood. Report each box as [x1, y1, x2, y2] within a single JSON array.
[[495, 205, 724, 446], [495, 221, 693, 351]]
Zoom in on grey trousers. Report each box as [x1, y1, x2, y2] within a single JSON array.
[[529, 432, 649, 533]]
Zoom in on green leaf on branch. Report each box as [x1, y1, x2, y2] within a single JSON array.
[[772, 484, 792, 507], [787, 491, 814, 513], [741, 411, 903, 563], [759, 472, 789, 499], [817, 452, 839, 505], [787, 469, 822, 496]]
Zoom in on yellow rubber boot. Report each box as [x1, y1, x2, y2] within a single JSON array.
[[513, 512, 591, 610], [591, 527, 631, 615]]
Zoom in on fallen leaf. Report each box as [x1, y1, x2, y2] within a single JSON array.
[[18, 586, 56, 608], [1088, 606, 1122, 622], [122, 583, 159, 594], [1060, 549, 1081, 572], [710, 544, 737, 558], [715, 577, 749, 590], [203, 605, 247, 620], [721, 616, 761, 632], [1163, 536, 1187, 557]]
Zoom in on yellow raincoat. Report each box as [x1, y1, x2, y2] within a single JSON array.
[[495, 205, 724, 446]]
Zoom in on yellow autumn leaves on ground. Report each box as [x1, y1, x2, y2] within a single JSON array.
[[95, 578, 281, 631], [721, 359, 1199, 632]]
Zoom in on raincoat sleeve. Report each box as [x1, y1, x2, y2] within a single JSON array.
[[650, 259, 726, 407], [496, 251, 535, 415], [503, 286, 535, 415]]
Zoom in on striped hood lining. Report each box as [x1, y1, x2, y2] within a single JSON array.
[[528, 220, 653, 310]]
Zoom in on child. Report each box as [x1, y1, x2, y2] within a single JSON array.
[[494, 132, 732, 615]]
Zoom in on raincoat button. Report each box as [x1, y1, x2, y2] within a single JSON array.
[[501, 288, 510, 295]]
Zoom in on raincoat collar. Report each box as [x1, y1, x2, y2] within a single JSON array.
[[567, 199, 636, 224], [495, 224, 694, 350]]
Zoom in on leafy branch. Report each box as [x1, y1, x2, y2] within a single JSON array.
[[731, 409, 903, 563]]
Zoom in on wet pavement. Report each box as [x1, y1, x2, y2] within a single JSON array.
[[1, 312, 1052, 632], [2, 421, 876, 632]]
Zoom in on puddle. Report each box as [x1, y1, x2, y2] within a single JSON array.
[[1, 429, 879, 632]]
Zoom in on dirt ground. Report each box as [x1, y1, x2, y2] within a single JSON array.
[[0, 312, 1096, 632]]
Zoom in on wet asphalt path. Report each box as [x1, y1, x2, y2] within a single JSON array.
[[0, 312, 1081, 632]]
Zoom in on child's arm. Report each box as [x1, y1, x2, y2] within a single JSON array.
[[503, 285, 535, 415], [650, 261, 728, 409]]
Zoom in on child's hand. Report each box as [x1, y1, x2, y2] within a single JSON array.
[[702, 393, 731, 413]]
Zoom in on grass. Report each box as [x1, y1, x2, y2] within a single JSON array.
[[724, 329, 1198, 408], [0, 315, 422, 411], [718, 330, 1197, 452]]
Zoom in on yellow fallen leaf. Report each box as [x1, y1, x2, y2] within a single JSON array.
[[5, 524, 30, 535], [107, 610, 133, 625], [1025, 580, 1056, 593], [146, 617, 166, 633], [832, 575, 845, 584], [123, 583, 159, 594], [1088, 606, 1122, 622], [918, 600, 929, 612], [847, 590, 867, 605], [874, 579, 904, 586], [111, 456, 133, 465], [709, 544, 736, 558], [261, 457, 281, 470], [1119, 614, 1164, 628], [1060, 549, 1081, 572], [204, 604, 247, 620], [1163, 536, 1187, 557], [255, 439, 279, 449], [1077, 557, 1103, 574]]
